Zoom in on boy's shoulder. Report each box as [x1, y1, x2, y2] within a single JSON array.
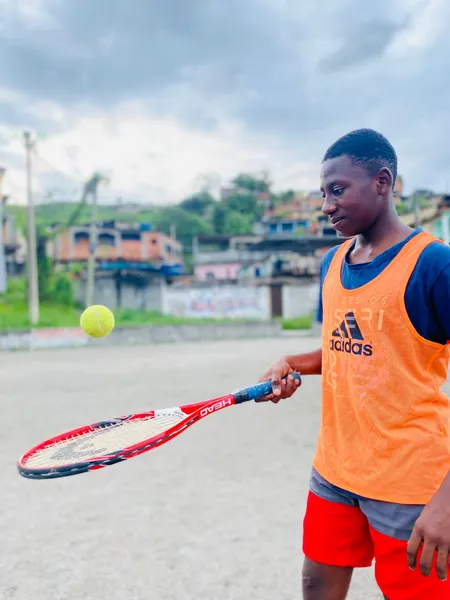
[[412, 239, 450, 288], [319, 243, 344, 274], [419, 239, 450, 265]]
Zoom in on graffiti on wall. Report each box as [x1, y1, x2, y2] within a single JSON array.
[[31, 328, 88, 348], [0, 328, 88, 351], [163, 285, 270, 320]]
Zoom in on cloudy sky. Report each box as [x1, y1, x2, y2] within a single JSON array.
[[0, 0, 449, 205]]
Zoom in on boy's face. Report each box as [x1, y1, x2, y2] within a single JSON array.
[[320, 155, 386, 238]]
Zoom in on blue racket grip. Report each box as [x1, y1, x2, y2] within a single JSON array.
[[234, 372, 301, 404]]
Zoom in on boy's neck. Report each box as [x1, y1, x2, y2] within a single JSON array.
[[352, 210, 415, 263]]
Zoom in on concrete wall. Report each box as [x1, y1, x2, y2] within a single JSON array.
[[281, 282, 319, 319], [76, 277, 163, 312], [0, 321, 282, 351], [161, 284, 272, 320], [119, 279, 163, 312], [75, 277, 318, 320]]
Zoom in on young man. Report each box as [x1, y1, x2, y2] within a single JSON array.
[[259, 129, 450, 599]]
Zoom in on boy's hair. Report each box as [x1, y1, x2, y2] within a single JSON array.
[[323, 128, 398, 187]]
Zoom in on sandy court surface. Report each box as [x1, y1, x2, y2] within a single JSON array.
[[3, 333, 441, 599]]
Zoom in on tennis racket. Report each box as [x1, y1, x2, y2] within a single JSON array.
[[17, 372, 301, 480]]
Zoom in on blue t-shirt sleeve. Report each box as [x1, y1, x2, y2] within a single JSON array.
[[316, 246, 340, 324], [316, 262, 324, 323], [405, 241, 450, 345], [430, 263, 450, 344]]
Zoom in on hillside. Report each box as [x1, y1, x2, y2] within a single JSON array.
[[4, 174, 433, 257], [4, 175, 271, 251]]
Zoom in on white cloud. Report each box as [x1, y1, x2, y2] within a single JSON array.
[[1, 99, 317, 205], [0, 0, 60, 32], [388, 0, 448, 56], [2, 0, 449, 204]]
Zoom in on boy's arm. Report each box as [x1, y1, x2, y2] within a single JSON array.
[[407, 259, 450, 580], [256, 349, 322, 403], [284, 349, 322, 376], [257, 255, 327, 402]]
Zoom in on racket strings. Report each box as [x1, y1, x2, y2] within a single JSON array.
[[24, 410, 188, 469]]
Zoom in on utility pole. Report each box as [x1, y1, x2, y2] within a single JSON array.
[[0, 167, 6, 293], [85, 175, 100, 307], [413, 192, 421, 228], [24, 131, 40, 325]]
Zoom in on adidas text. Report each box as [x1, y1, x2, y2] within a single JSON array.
[[329, 338, 373, 357]]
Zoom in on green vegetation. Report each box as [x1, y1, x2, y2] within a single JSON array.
[[0, 278, 261, 330], [6, 172, 424, 274], [0, 303, 261, 330], [2, 171, 422, 334], [4, 173, 280, 259], [281, 314, 313, 330], [0, 301, 81, 330]]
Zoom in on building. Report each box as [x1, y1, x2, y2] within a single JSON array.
[[255, 190, 335, 238], [257, 213, 338, 238], [192, 231, 342, 282], [47, 220, 184, 275], [193, 234, 265, 282], [264, 191, 323, 220]]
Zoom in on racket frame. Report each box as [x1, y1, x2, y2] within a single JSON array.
[[17, 372, 301, 480]]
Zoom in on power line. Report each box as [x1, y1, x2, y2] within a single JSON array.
[[32, 148, 85, 190]]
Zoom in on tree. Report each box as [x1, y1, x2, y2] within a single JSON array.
[[231, 173, 270, 193], [151, 206, 214, 248], [223, 192, 258, 216], [211, 204, 228, 235], [224, 211, 252, 234], [277, 190, 296, 203], [180, 191, 215, 215], [36, 223, 53, 302]]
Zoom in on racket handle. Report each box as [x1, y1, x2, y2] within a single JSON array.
[[234, 372, 301, 404]]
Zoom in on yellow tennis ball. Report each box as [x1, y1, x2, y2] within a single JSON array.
[[80, 305, 115, 338]]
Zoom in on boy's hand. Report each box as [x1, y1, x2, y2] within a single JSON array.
[[256, 357, 301, 403], [407, 481, 450, 581]]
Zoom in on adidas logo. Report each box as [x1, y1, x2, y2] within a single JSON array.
[[329, 311, 373, 357]]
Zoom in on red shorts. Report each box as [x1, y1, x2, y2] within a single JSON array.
[[303, 491, 450, 600]]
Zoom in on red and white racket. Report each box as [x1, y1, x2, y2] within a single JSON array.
[[17, 372, 301, 480]]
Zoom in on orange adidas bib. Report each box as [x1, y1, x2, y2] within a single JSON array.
[[313, 231, 450, 504]]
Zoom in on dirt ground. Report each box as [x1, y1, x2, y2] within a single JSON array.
[[2, 335, 396, 599]]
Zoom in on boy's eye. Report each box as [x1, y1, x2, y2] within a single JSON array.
[[333, 187, 344, 196]]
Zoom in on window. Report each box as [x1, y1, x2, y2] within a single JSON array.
[[74, 231, 89, 243], [98, 234, 115, 246], [121, 231, 141, 241], [281, 222, 294, 232]]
